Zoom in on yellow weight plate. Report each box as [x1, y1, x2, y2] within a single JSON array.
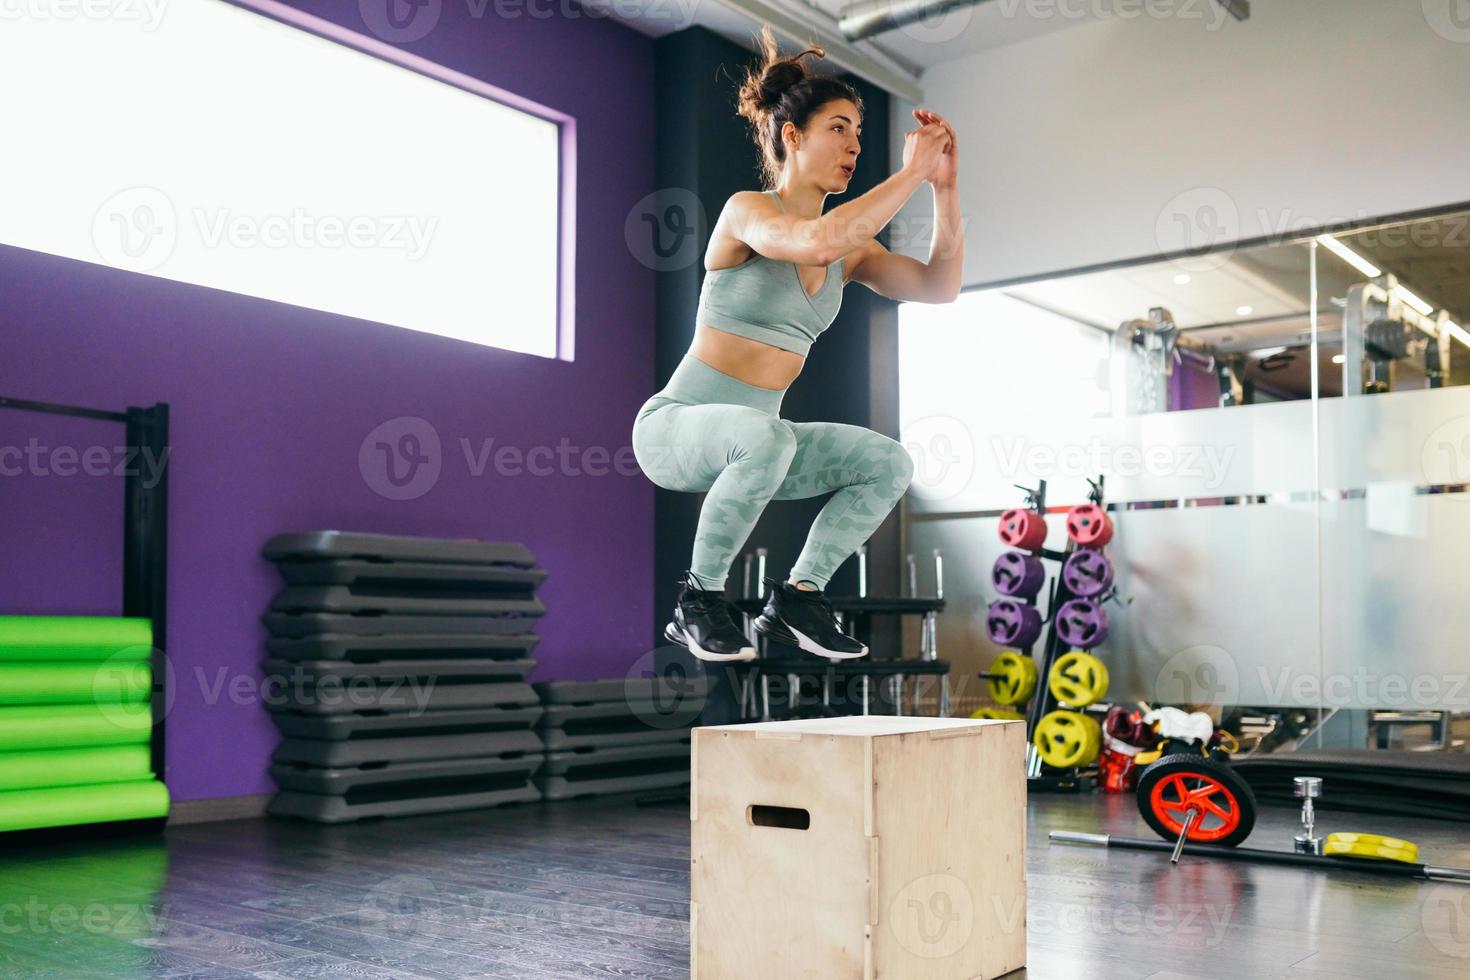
[[1033, 710, 1102, 769], [987, 652, 1039, 707], [1048, 651, 1110, 708], [1324, 833, 1420, 864], [969, 708, 1025, 721]]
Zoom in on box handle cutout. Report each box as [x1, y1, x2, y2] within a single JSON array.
[[748, 804, 810, 830]]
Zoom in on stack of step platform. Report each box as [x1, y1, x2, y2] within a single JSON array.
[[534, 676, 706, 801], [0, 616, 169, 833], [1235, 749, 1470, 823], [261, 531, 548, 824]]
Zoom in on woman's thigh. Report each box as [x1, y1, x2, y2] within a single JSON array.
[[632, 402, 792, 493], [773, 421, 911, 500]]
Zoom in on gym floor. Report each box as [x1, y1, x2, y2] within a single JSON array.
[[3, 795, 1466, 979]]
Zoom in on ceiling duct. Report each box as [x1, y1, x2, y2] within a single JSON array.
[[838, 0, 1248, 42], [838, 0, 995, 42]]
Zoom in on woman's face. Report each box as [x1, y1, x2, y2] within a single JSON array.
[[790, 98, 861, 192]]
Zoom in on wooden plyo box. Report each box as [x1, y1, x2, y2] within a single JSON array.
[[690, 716, 1026, 980]]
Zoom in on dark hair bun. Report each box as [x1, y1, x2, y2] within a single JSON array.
[[737, 24, 824, 123], [734, 24, 860, 190]]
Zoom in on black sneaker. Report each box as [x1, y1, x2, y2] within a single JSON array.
[[753, 577, 868, 660], [663, 572, 755, 662]]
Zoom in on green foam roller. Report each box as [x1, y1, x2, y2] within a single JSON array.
[[0, 616, 153, 661], [0, 746, 154, 791], [0, 663, 151, 705], [0, 779, 169, 833], [0, 705, 152, 750]]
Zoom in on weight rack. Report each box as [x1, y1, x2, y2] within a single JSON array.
[[984, 477, 1114, 792]]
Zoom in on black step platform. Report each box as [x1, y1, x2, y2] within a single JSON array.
[[263, 680, 540, 716], [264, 657, 536, 684], [261, 531, 549, 824], [270, 586, 545, 619], [271, 704, 544, 740], [538, 701, 696, 751], [1234, 749, 1470, 822], [263, 612, 539, 639], [536, 740, 691, 801], [268, 777, 541, 824], [267, 633, 539, 663], [263, 531, 536, 567], [272, 558, 546, 593], [271, 753, 542, 795], [273, 729, 544, 767]]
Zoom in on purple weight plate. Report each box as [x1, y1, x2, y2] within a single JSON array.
[[1062, 549, 1114, 598], [986, 599, 1044, 648], [1055, 598, 1110, 649], [993, 551, 1046, 599]]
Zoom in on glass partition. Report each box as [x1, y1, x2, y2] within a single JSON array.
[[900, 205, 1469, 752], [899, 235, 1325, 738], [1308, 212, 1470, 750]]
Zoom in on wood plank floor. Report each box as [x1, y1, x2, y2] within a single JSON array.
[[1, 791, 1467, 979]]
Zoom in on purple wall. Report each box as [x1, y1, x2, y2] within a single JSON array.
[[0, 2, 656, 802], [1168, 356, 1221, 412]]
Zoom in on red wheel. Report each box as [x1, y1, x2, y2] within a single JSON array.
[[1065, 503, 1113, 547], [1135, 753, 1256, 848], [998, 509, 1047, 550]]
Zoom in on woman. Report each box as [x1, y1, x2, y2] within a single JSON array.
[[632, 25, 962, 662]]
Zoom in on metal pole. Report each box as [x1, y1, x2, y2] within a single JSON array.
[[1050, 832, 1470, 882]]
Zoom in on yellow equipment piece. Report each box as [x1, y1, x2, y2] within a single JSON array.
[[987, 652, 1038, 706], [1048, 651, 1110, 707], [1324, 833, 1420, 864], [1032, 710, 1102, 769]]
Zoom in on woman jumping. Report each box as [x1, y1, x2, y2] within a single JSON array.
[[632, 25, 962, 662]]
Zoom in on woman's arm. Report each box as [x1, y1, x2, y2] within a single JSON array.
[[709, 122, 952, 268], [849, 112, 963, 304]]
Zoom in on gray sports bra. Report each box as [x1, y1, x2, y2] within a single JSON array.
[[693, 190, 845, 357]]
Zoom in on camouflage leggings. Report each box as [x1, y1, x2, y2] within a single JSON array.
[[632, 354, 914, 591]]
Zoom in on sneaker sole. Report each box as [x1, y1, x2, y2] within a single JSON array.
[[754, 614, 868, 660], [665, 621, 755, 663]]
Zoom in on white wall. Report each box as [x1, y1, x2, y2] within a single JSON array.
[[894, 0, 1470, 285]]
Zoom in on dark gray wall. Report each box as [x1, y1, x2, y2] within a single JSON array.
[[651, 27, 902, 651]]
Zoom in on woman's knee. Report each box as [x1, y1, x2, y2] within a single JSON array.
[[867, 432, 915, 496]]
